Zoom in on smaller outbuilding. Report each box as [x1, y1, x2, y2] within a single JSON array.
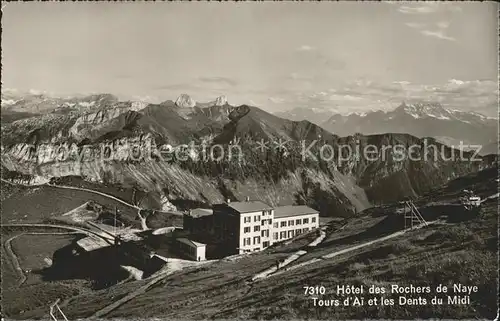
[[175, 238, 207, 261]]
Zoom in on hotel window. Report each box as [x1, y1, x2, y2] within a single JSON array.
[[303, 218, 309, 224], [244, 216, 251, 223], [268, 219, 272, 224], [244, 227, 251, 233], [261, 230, 269, 237], [253, 236, 261, 244], [254, 226, 260, 232], [261, 220, 266, 226], [295, 229, 301, 235], [273, 232, 278, 240], [243, 238, 248, 246], [280, 231, 286, 239], [287, 230, 293, 238], [254, 215, 261, 222], [280, 221, 286, 227], [312, 217, 316, 223], [262, 211, 266, 217], [247, 237, 251, 245], [273, 222, 278, 228], [288, 220, 294, 226], [296, 219, 301, 225], [303, 228, 309, 233]]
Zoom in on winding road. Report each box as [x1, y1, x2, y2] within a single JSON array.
[[1, 178, 152, 230]]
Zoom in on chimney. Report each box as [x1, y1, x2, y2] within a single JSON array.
[[245, 196, 250, 202], [226, 199, 231, 204]]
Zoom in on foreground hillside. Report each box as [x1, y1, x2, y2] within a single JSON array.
[[2, 94, 496, 218], [7, 167, 497, 319]]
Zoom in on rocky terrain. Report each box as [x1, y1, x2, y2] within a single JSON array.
[[1, 91, 498, 319], [275, 106, 336, 127], [279, 102, 498, 154], [1, 93, 497, 217]]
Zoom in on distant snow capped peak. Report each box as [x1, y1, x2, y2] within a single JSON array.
[[78, 101, 96, 108], [214, 95, 228, 106], [1, 99, 19, 107], [397, 101, 451, 119], [28, 89, 46, 95], [346, 111, 368, 117], [175, 94, 196, 108]]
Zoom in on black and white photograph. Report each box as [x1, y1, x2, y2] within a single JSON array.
[[1, 1, 498, 320]]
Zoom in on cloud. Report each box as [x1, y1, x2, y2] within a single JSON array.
[[405, 20, 456, 42], [268, 97, 286, 104], [197, 76, 238, 87], [297, 45, 315, 51], [421, 29, 456, 42], [289, 72, 315, 81], [399, 4, 439, 14], [151, 76, 240, 101], [436, 21, 451, 29], [405, 22, 426, 29], [265, 78, 497, 116], [328, 94, 364, 102], [398, 3, 462, 15], [330, 78, 498, 116]]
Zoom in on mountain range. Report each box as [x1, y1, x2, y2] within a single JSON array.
[[1, 92, 497, 218], [276, 102, 498, 155]]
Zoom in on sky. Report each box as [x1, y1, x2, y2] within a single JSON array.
[[2, 2, 498, 116]]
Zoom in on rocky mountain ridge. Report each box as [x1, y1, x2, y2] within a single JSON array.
[[1, 93, 496, 217], [320, 102, 498, 152]]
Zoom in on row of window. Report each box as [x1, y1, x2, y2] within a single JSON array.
[[243, 215, 273, 225], [273, 228, 310, 240], [273, 217, 316, 228], [245, 219, 316, 233], [243, 215, 262, 223], [242, 211, 273, 224], [243, 236, 261, 246], [243, 226, 272, 237], [243, 226, 262, 233], [262, 210, 272, 216], [261, 219, 272, 226]]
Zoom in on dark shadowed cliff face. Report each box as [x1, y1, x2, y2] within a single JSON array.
[[1, 94, 496, 217]]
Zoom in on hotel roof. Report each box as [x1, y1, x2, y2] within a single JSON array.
[[226, 201, 273, 213], [273, 205, 319, 218]]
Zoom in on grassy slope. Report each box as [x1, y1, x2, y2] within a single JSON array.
[[107, 170, 497, 319], [4, 168, 499, 319], [0, 181, 138, 225], [1, 231, 93, 317], [11, 234, 78, 285]]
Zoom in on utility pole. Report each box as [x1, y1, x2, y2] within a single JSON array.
[[114, 206, 117, 235]]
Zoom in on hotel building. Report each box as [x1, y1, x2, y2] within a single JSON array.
[[210, 200, 319, 254]]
